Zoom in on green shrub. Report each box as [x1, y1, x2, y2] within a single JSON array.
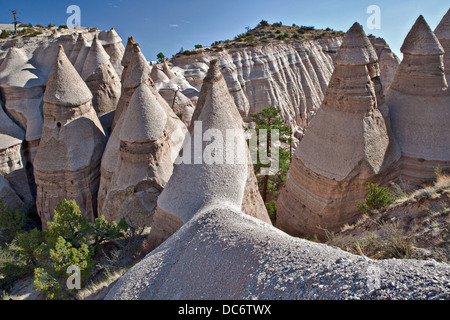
[[194, 44, 203, 49], [0, 200, 27, 246], [357, 183, 397, 214], [0, 30, 12, 39], [266, 200, 277, 222], [258, 20, 269, 27], [33, 236, 93, 300]]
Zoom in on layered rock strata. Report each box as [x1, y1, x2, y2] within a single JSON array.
[[33, 46, 106, 227], [276, 23, 400, 239], [81, 36, 121, 116], [101, 84, 185, 226], [98, 43, 181, 216], [171, 38, 343, 128], [149, 60, 271, 249], [435, 9, 450, 86], [0, 47, 45, 166], [386, 15, 450, 184], [0, 105, 33, 208], [369, 37, 401, 91], [98, 28, 125, 77]]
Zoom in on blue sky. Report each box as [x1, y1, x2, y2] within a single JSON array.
[[1, 1, 448, 61]]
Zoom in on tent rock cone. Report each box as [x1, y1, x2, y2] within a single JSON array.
[[276, 23, 401, 239], [33, 46, 106, 227]]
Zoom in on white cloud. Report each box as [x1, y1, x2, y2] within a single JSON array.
[[170, 24, 179, 28]]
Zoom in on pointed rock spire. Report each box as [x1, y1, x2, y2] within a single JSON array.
[[73, 35, 91, 74], [401, 15, 444, 56], [335, 22, 378, 65], [162, 60, 177, 80], [150, 65, 170, 83], [119, 84, 167, 143], [435, 9, 450, 85], [122, 36, 135, 67], [98, 28, 122, 45], [123, 44, 152, 89], [101, 83, 184, 226], [69, 33, 86, 64], [435, 8, 450, 39], [148, 59, 271, 249], [0, 48, 28, 80], [111, 43, 152, 131], [98, 28, 125, 77], [44, 46, 92, 107], [35, 46, 106, 227], [81, 35, 111, 80], [387, 15, 449, 184], [277, 23, 400, 239]]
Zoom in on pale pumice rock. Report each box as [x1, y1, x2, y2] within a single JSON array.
[[73, 34, 91, 74], [0, 47, 45, 164], [0, 105, 33, 208], [276, 23, 401, 239], [151, 63, 200, 126], [33, 46, 106, 228], [101, 83, 185, 227], [149, 60, 271, 249], [369, 36, 401, 91], [0, 175, 25, 210], [98, 28, 125, 77], [162, 60, 177, 80], [120, 36, 135, 83], [81, 36, 121, 116], [435, 8, 450, 86], [106, 206, 450, 300], [150, 65, 170, 83], [98, 43, 181, 215], [387, 15, 450, 185], [171, 38, 343, 129], [68, 33, 85, 65], [0, 47, 46, 196]]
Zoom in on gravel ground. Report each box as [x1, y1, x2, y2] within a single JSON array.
[[106, 207, 450, 300]]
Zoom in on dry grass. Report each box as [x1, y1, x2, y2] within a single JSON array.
[[328, 173, 449, 263]]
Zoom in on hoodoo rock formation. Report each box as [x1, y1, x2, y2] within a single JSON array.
[[98, 43, 153, 214], [101, 84, 185, 226], [98, 42, 186, 220], [0, 105, 33, 209], [276, 23, 400, 239], [98, 28, 126, 77], [33, 46, 106, 227], [150, 62, 199, 127], [120, 36, 135, 83], [386, 15, 450, 185], [106, 49, 449, 303], [435, 8, 450, 84], [148, 60, 271, 249], [0, 47, 45, 170], [81, 36, 121, 117], [73, 34, 91, 75], [369, 37, 401, 91]]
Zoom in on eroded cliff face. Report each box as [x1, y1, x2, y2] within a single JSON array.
[[171, 36, 400, 133], [172, 39, 340, 130]]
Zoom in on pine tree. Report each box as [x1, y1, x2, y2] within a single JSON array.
[[249, 106, 293, 203]]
